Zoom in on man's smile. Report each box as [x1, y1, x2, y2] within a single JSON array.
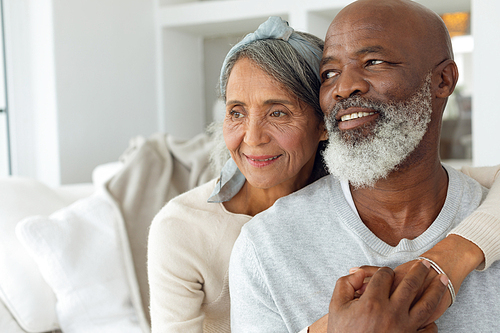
[[335, 107, 380, 131], [340, 111, 376, 122]]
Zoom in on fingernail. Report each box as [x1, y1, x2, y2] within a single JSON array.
[[420, 259, 431, 269], [440, 274, 449, 286], [349, 267, 360, 274]]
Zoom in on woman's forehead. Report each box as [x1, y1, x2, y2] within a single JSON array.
[[227, 59, 293, 98]]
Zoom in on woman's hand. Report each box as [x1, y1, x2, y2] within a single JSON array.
[[355, 234, 484, 325], [326, 261, 448, 333]]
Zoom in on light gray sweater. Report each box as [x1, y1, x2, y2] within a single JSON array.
[[229, 165, 499, 332]]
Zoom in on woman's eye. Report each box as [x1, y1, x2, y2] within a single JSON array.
[[230, 110, 244, 119], [270, 110, 287, 117], [367, 60, 384, 66]]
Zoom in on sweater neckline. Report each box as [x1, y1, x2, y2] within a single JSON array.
[[333, 165, 461, 256]]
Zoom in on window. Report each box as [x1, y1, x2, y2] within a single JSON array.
[[0, 0, 9, 178], [440, 12, 472, 166]]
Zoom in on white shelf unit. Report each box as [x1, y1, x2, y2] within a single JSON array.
[[155, 0, 471, 140]]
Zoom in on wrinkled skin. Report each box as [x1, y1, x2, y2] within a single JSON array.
[[328, 262, 447, 333]]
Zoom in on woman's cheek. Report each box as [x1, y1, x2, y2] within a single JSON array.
[[223, 124, 242, 152], [272, 128, 299, 151]]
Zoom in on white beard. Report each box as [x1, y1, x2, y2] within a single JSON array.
[[322, 73, 433, 189]]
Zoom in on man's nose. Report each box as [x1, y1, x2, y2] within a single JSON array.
[[331, 67, 369, 100], [244, 119, 270, 146]]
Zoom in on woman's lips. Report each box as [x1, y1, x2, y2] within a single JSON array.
[[244, 154, 282, 168]]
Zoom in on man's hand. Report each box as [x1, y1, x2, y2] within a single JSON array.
[[351, 261, 446, 326], [327, 261, 448, 333], [351, 234, 484, 326]]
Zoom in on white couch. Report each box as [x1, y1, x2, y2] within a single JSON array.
[[1, 176, 99, 332], [0, 133, 218, 333]]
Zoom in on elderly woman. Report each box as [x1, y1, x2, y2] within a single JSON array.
[[147, 17, 500, 333]]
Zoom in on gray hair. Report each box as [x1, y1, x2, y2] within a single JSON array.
[[219, 31, 324, 122]]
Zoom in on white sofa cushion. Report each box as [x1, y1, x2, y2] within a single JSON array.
[[16, 188, 147, 333], [0, 300, 26, 333], [16, 190, 145, 333], [0, 177, 86, 332]]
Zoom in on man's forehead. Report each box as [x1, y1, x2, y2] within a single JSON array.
[[324, 11, 415, 55], [327, 10, 402, 40], [325, 23, 384, 45], [324, 26, 399, 58], [326, 1, 417, 41]]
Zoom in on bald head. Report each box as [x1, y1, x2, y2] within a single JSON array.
[[329, 0, 453, 68]]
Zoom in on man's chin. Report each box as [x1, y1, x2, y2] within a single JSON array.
[[322, 136, 397, 189], [329, 118, 379, 146], [339, 128, 375, 146]]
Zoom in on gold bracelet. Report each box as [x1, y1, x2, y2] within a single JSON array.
[[417, 256, 456, 306]]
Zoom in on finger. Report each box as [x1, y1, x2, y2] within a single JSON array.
[[409, 274, 447, 327], [352, 266, 380, 294], [391, 260, 431, 309], [353, 265, 381, 277], [331, 269, 366, 308], [417, 322, 438, 333], [362, 266, 394, 300], [349, 266, 375, 296], [392, 259, 421, 288]]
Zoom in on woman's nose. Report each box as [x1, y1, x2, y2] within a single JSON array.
[[331, 67, 370, 101], [244, 120, 270, 146]]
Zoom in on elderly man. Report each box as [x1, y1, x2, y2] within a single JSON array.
[[229, 0, 499, 332]]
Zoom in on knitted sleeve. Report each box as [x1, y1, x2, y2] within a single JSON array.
[[449, 165, 500, 270]]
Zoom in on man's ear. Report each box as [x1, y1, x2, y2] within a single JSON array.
[[434, 59, 459, 98]]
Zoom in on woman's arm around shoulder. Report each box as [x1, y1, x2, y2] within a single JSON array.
[[452, 164, 500, 270]]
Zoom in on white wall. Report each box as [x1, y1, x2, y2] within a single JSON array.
[[4, 0, 158, 185], [471, 0, 500, 167], [0, 113, 8, 178], [159, 29, 205, 139]]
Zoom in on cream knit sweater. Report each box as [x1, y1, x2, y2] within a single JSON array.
[[452, 165, 500, 269], [148, 179, 251, 333]]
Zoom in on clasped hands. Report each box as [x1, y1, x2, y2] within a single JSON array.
[[309, 260, 450, 333], [330, 260, 450, 333]]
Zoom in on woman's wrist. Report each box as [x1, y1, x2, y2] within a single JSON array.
[[308, 313, 328, 333], [420, 234, 484, 293]]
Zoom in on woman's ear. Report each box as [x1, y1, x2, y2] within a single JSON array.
[[435, 59, 459, 98]]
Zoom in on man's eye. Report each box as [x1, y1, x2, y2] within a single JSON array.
[[367, 60, 384, 66], [270, 111, 286, 117], [323, 70, 339, 80]]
